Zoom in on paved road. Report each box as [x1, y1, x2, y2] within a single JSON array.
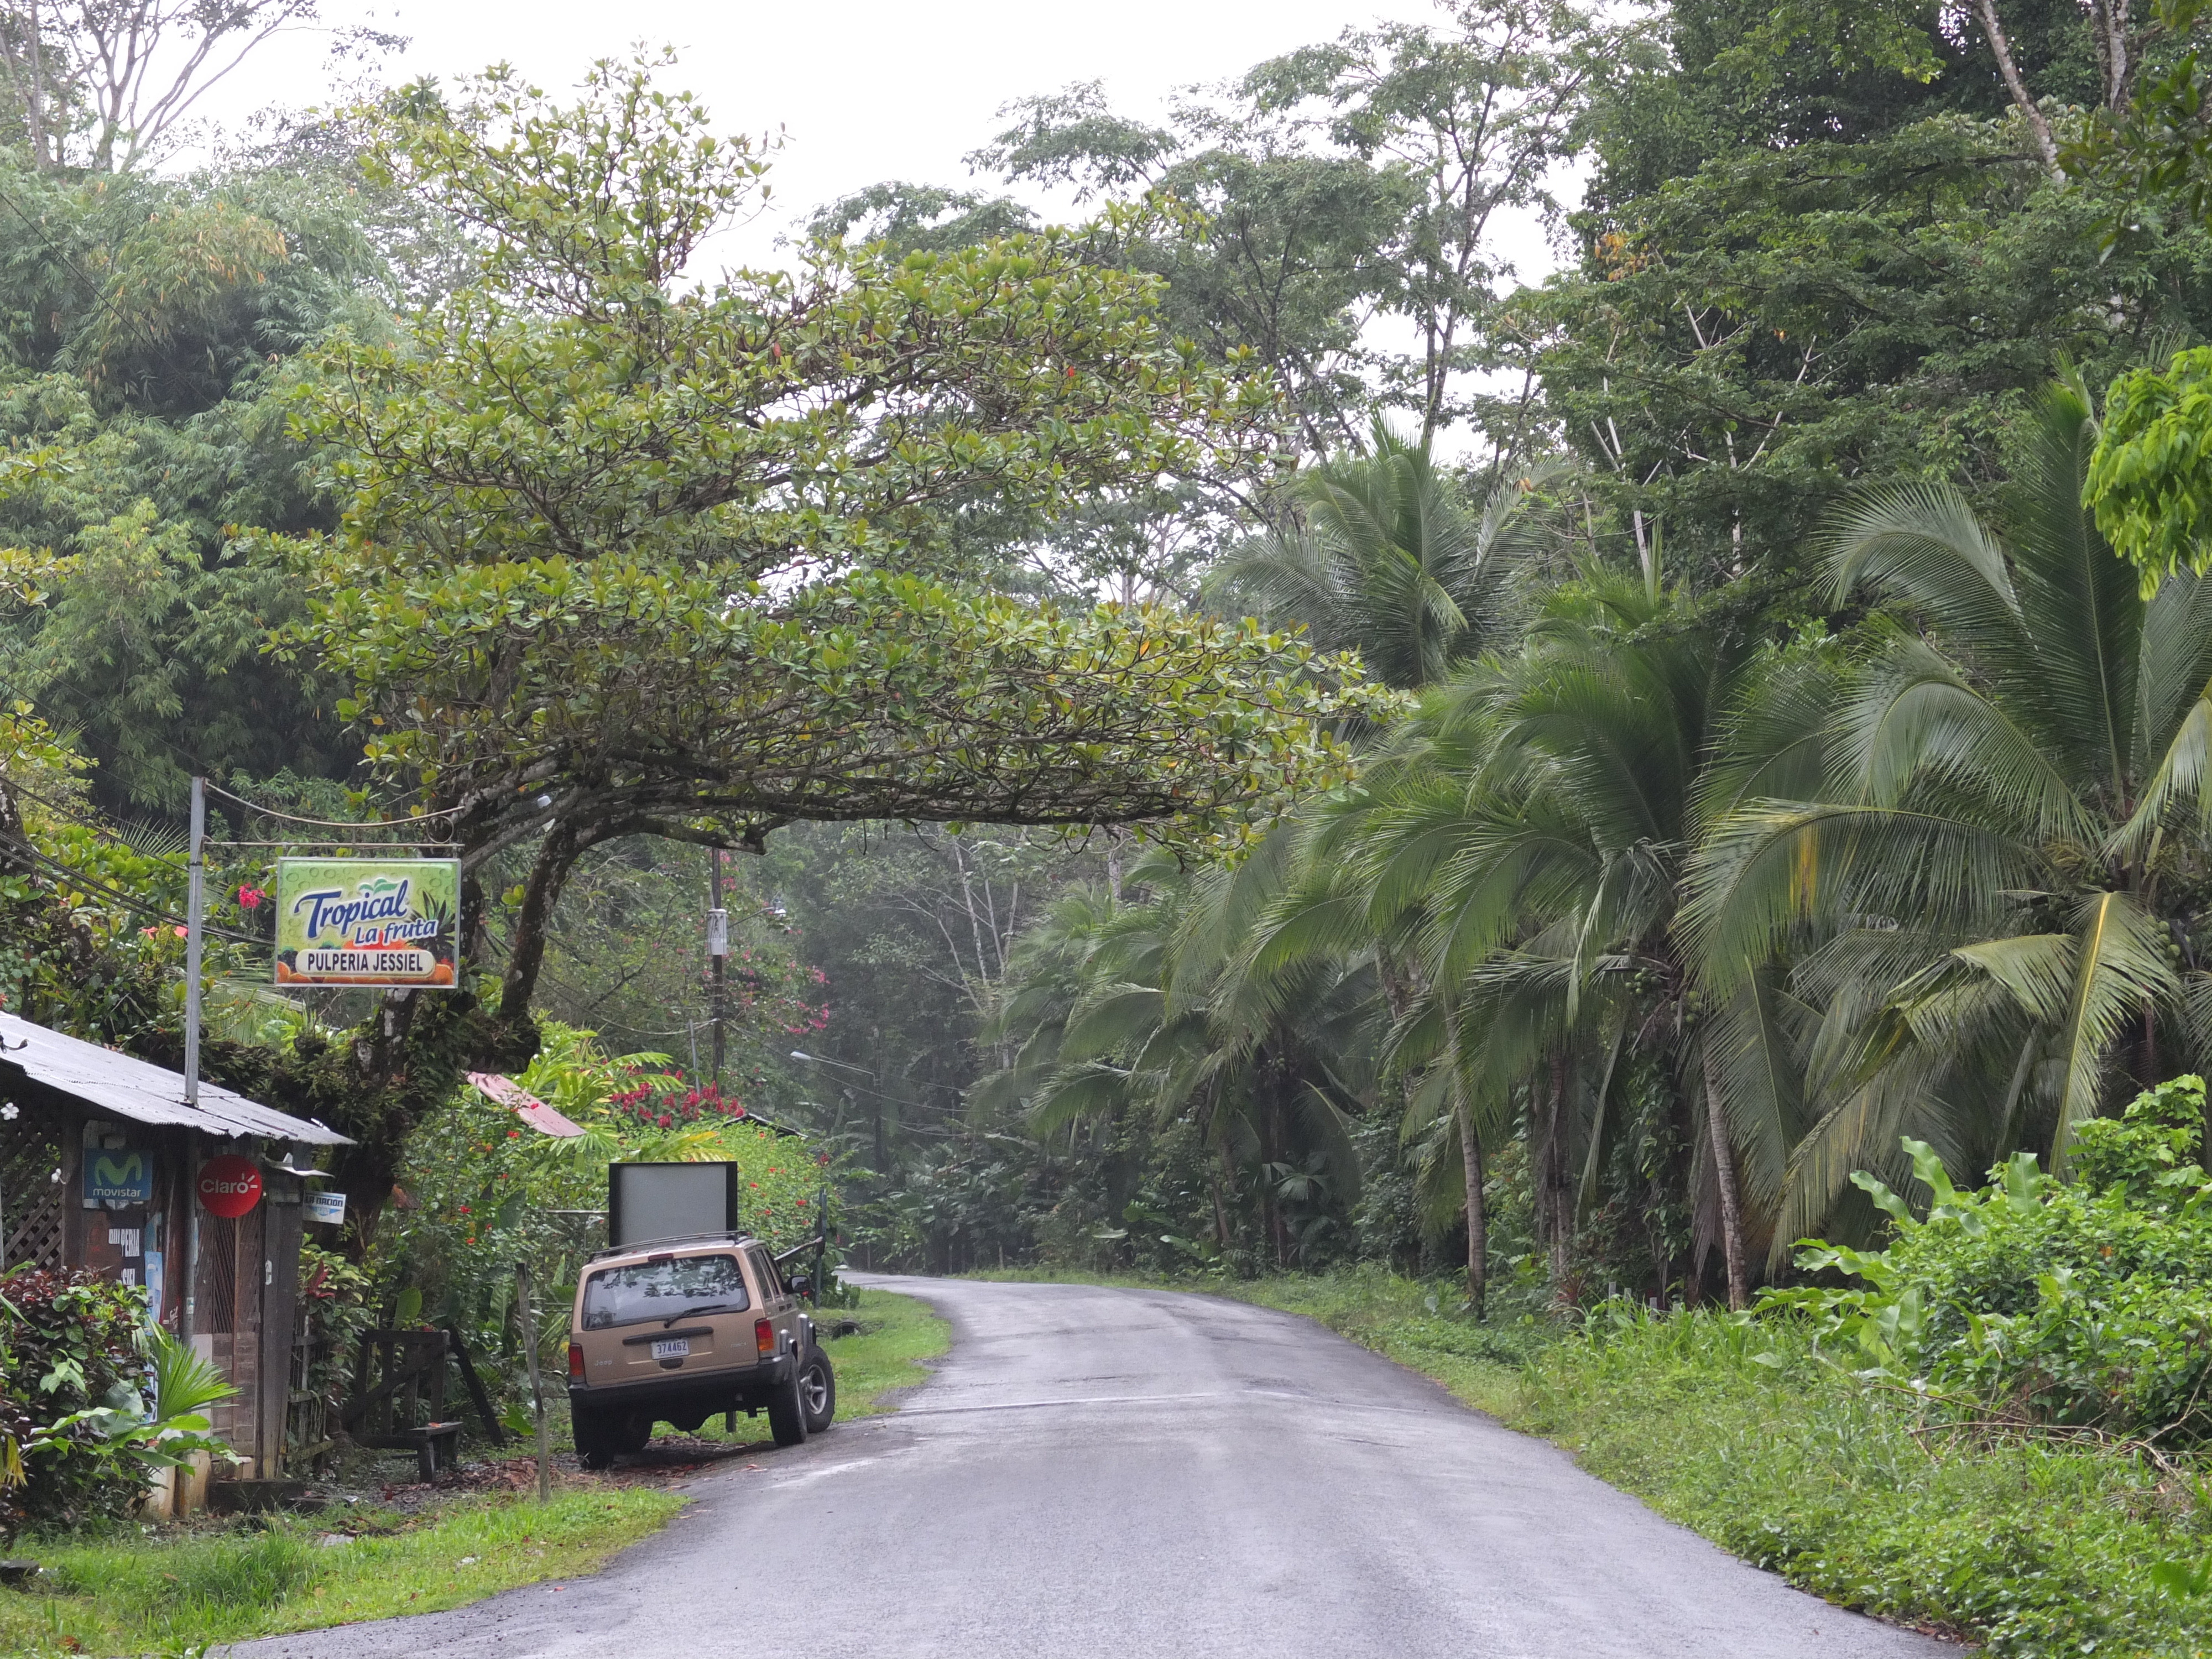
[[227, 1277, 1950, 1658]]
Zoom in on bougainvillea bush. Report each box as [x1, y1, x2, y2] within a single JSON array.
[[392, 1022, 838, 1392]]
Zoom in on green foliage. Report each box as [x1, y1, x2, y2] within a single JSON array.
[[0, 156, 394, 811], [391, 1022, 833, 1384], [1768, 1078, 2212, 1442], [1519, 1306, 2212, 1658], [1544, 115, 2212, 596], [0, 1270, 172, 1538], [0, 1489, 682, 1656], [276, 57, 1386, 1031], [2086, 345, 2212, 592]]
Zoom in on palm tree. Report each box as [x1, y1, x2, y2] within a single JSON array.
[[1686, 383, 2212, 1254], [973, 841, 1377, 1267], [1251, 562, 1819, 1310], [1204, 420, 1558, 691]]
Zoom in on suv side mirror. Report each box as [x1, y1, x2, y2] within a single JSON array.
[[787, 1271, 813, 1301]]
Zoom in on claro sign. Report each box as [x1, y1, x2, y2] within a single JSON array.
[[196, 1155, 263, 1218]]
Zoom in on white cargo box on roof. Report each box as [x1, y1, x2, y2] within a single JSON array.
[[607, 1161, 739, 1248]]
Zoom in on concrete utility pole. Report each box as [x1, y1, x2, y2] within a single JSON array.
[[707, 849, 728, 1082]]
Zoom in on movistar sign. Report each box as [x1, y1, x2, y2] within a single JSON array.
[[84, 1149, 154, 1204]]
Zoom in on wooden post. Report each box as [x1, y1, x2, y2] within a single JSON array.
[[515, 1262, 551, 1504]]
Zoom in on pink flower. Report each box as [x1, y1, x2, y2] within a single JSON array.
[[173, 926, 186, 938], [237, 885, 265, 910]]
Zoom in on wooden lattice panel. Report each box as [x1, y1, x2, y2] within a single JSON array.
[[0, 1114, 64, 1273]]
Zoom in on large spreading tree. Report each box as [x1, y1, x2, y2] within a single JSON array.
[[288, 59, 1386, 1040]]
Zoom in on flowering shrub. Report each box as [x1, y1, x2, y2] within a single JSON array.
[[606, 1074, 751, 1132], [0, 1270, 154, 1536], [391, 1023, 841, 1397]]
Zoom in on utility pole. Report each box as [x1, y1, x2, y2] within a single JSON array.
[[184, 778, 205, 1107], [707, 849, 728, 1083], [182, 778, 205, 1345]]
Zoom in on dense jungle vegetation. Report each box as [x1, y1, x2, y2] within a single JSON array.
[[15, 2, 2212, 1641]]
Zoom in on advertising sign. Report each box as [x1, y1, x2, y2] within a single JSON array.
[[274, 858, 461, 988], [197, 1155, 262, 1218], [305, 1190, 348, 1225], [82, 1147, 154, 1204]]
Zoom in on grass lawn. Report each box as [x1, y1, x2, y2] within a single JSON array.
[[0, 1486, 680, 1658], [968, 1265, 2212, 1657], [656, 1284, 950, 1449], [822, 1285, 951, 1417], [0, 1287, 949, 1656]]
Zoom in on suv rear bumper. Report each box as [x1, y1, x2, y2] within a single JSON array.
[[568, 1353, 790, 1415]]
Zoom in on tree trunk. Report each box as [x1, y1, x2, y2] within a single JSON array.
[[1700, 1038, 1749, 1312], [1970, 0, 2061, 175], [1443, 996, 1486, 1314], [1460, 1096, 1486, 1318], [1545, 1050, 1572, 1300], [498, 826, 580, 1020]]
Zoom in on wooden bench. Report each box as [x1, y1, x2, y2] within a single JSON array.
[[359, 1420, 464, 1483], [343, 1330, 473, 1482]]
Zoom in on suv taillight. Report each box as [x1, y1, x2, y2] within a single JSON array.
[[567, 1340, 584, 1379], [755, 1317, 775, 1357]]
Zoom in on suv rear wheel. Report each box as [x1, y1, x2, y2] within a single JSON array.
[[766, 1364, 809, 1448], [572, 1405, 615, 1470], [797, 1344, 836, 1435]]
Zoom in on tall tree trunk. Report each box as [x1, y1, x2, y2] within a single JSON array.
[[1446, 997, 1486, 1314], [498, 826, 580, 1020], [1970, 0, 2061, 175], [1460, 1098, 1486, 1318], [1699, 1037, 1749, 1312], [1545, 1050, 1572, 1300]]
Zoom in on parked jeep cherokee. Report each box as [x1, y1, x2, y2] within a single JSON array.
[[567, 1231, 835, 1468]]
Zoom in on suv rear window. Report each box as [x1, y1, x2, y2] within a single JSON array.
[[581, 1253, 750, 1329]]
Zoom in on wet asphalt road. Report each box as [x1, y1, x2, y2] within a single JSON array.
[[223, 1276, 1950, 1658]]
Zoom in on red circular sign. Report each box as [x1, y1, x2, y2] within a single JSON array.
[[197, 1155, 262, 1217]]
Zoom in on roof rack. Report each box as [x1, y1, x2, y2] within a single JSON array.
[[586, 1229, 755, 1263]]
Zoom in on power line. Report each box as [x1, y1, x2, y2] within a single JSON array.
[[0, 666, 439, 836], [0, 826, 265, 945], [0, 770, 188, 869], [204, 780, 466, 830]]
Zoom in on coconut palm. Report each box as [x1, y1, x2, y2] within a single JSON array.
[[1686, 383, 2212, 1255], [1249, 563, 1823, 1310], [973, 839, 1377, 1266], [1204, 419, 1558, 691]]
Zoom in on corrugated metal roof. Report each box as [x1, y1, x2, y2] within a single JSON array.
[[467, 1072, 586, 1137], [0, 1011, 352, 1145]]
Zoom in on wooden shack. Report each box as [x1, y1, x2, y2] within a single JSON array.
[[0, 1010, 351, 1485]]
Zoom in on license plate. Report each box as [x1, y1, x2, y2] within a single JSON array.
[[651, 1338, 690, 1360]]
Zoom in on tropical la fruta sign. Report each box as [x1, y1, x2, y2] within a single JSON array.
[[274, 858, 462, 988]]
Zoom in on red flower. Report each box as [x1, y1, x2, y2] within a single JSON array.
[[237, 884, 265, 910]]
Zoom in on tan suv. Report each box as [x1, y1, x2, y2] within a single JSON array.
[[566, 1232, 835, 1467]]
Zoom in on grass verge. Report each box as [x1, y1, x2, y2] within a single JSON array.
[[624, 1284, 953, 1449], [822, 1286, 951, 1417], [0, 1486, 681, 1658], [971, 1264, 2212, 1657]]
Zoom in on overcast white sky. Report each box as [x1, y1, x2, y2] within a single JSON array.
[[185, 0, 1562, 280]]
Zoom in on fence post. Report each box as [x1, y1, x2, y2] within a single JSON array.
[[515, 1261, 551, 1504]]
